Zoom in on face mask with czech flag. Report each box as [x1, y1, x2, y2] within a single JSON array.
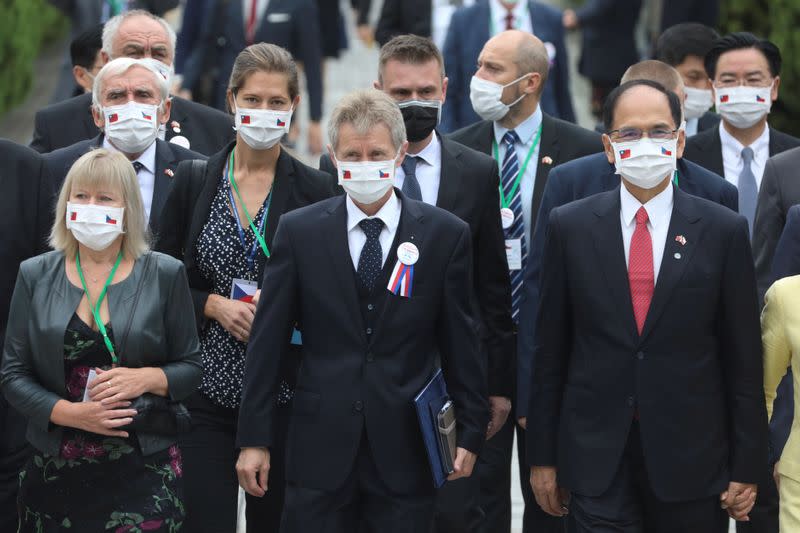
[[66, 202, 125, 251], [333, 152, 399, 204], [715, 83, 773, 129], [103, 101, 160, 154], [234, 106, 293, 150]]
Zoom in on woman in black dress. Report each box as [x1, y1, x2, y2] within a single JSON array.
[[155, 42, 337, 532]]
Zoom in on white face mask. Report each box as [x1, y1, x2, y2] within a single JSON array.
[[103, 101, 160, 154], [140, 57, 175, 90], [333, 153, 398, 204], [66, 202, 125, 251], [715, 84, 773, 129], [469, 74, 529, 121], [683, 87, 713, 120], [611, 138, 678, 190], [235, 106, 293, 150]]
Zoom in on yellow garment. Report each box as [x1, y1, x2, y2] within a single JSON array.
[[780, 474, 800, 531]]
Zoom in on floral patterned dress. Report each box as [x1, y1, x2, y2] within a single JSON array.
[[17, 313, 185, 532]]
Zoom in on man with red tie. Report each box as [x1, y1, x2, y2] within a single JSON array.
[[527, 79, 768, 532]]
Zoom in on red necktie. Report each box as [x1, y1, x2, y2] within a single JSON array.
[[246, 0, 258, 45], [504, 10, 514, 30], [629, 207, 654, 335]]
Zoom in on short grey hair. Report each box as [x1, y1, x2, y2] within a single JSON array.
[[50, 148, 149, 259], [102, 9, 177, 59], [91, 57, 170, 111], [328, 89, 406, 151]]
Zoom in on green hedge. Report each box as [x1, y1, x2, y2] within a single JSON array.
[[0, 0, 67, 116]]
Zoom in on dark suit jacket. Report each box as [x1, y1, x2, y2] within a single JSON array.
[[697, 111, 721, 133], [441, 1, 575, 132], [155, 141, 337, 329], [375, 0, 431, 46], [659, 0, 719, 31], [754, 147, 800, 303], [319, 134, 514, 397], [42, 134, 204, 238], [529, 186, 767, 500], [30, 92, 234, 156], [575, 0, 642, 85], [683, 124, 800, 178], [449, 115, 604, 411], [517, 154, 738, 419], [182, 0, 323, 118], [0, 141, 51, 454], [236, 191, 489, 493]]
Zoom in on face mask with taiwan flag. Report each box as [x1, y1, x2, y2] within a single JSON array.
[[234, 105, 293, 150], [103, 101, 160, 154], [715, 83, 773, 129], [66, 202, 125, 251], [611, 138, 677, 190]]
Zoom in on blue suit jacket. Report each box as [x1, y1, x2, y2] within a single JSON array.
[[441, 1, 575, 133], [515, 153, 738, 417]]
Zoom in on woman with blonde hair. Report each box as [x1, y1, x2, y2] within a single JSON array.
[[1, 149, 202, 531]]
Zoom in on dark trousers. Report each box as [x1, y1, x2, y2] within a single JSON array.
[[181, 392, 287, 533], [433, 472, 485, 532], [281, 433, 435, 533], [477, 407, 565, 533], [0, 406, 29, 533], [735, 465, 779, 533], [568, 422, 729, 533]]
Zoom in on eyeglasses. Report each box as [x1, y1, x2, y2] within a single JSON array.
[[714, 78, 773, 89], [607, 127, 679, 143]]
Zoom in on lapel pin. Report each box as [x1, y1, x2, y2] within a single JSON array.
[[674, 252, 682, 259], [169, 135, 191, 149], [388, 242, 418, 298], [541, 156, 553, 165], [171, 120, 181, 133], [164, 168, 174, 177], [675, 235, 687, 246]]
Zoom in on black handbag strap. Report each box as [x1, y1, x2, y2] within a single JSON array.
[[117, 252, 153, 366]]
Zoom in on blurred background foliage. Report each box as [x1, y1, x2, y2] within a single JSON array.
[[0, 0, 67, 116]]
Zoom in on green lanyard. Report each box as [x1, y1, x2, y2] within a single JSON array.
[[493, 124, 543, 208], [672, 169, 679, 187], [228, 151, 271, 259], [76, 251, 123, 365]]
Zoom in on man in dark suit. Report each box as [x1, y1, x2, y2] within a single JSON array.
[[660, 0, 719, 32], [180, 0, 324, 154], [441, 1, 575, 132], [31, 10, 234, 156], [0, 141, 52, 533], [517, 63, 739, 475], [236, 89, 488, 532], [683, 33, 800, 236], [654, 23, 721, 137], [319, 35, 512, 531], [43, 58, 203, 238], [448, 30, 601, 533], [375, 0, 432, 46], [530, 79, 767, 532]]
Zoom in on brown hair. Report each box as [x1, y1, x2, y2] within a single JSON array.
[[227, 43, 299, 111], [378, 34, 445, 83]]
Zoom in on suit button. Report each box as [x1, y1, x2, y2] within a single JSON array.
[[353, 400, 363, 412], [367, 303, 374, 311], [627, 396, 635, 407], [636, 351, 644, 360], [366, 352, 375, 362], [366, 327, 373, 335]]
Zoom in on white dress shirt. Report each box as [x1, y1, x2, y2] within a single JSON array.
[[719, 122, 770, 189], [431, 0, 477, 50], [620, 182, 674, 283], [346, 190, 402, 270], [242, 0, 270, 29], [489, 0, 533, 35], [685, 117, 699, 137], [493, 105, 543, 241], [103, 136, 157, 222], [395, 133, 442, 206]]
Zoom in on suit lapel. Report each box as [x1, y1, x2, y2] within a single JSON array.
[[265, 150, 295, 247], [437, 134, 460, 212], [639, 188, 702, 341], [590, 189, 638, 338], [151, 140, 177, 225], [164, 99, 190, 145], [531, 114, 560, 225]]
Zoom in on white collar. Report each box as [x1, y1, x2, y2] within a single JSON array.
[[494, 105, 542, 147], [408, 131, 441, 167], [620, 180, 674, 229], [346, 188, 402, 234], [102, 135, 158, 174], [719, 121, 770, 165]]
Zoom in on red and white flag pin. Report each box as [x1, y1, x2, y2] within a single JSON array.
[[165, 168, 175, 177], [675, 235, 687, 246]]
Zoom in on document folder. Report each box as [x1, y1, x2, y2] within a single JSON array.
[[414, 368, 454, 488]]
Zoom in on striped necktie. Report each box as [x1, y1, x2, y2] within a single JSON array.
[[501, 130, 526, 322]]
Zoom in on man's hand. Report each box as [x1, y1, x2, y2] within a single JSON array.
[[447, 448, 477, 481], [531, 466, 569, 517], [237, 447, 271, 497], [720, 481, 758, 521], [518, 417, 527, 430], [486, 395, 512, 439]]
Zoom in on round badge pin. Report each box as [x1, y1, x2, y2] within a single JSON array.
[[397, 242, 420, 265], [500, 207, 515, 229], [169, 135, 191, 149]]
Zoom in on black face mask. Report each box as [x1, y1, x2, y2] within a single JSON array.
[[399, 101, 441, 142]]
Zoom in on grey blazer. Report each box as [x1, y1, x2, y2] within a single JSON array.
[[1, 250, 202, 456]]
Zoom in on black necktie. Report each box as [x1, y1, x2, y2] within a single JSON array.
[[132, 161, 144, 173], [401, 156, 422, 201], [357, 218, 385, 293]]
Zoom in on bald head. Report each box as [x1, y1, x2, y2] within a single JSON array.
[[493, 30, 549, 92], [621, 60, 684, 96]]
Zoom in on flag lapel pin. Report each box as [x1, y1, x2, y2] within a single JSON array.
[[675, 235, 687, 246]]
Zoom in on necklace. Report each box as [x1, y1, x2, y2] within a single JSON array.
[[79, 262, 115, 284]]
